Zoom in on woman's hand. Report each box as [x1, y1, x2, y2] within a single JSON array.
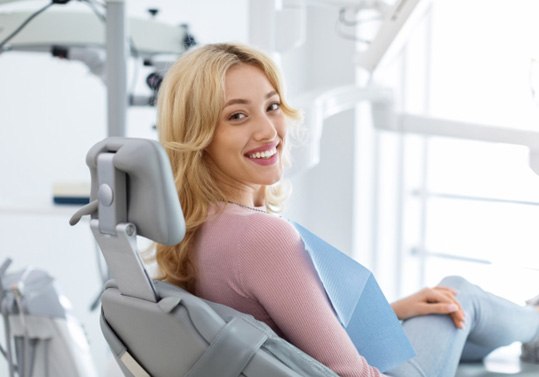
[[391, 286, 465, 329]]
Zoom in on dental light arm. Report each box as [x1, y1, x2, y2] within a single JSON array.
[[51, 45, 106, 79], [377, 112, 539, 176], [0, 9, 186, 56], [307, 0, 427, 73], [354, 0, 427, 72], [0, 8, 185, 105], [290, 84, 539, 178]]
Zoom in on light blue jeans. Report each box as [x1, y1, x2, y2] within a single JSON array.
[[386, 276, 539, 377]]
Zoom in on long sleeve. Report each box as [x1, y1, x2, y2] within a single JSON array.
[[194, 205, 385, 377]]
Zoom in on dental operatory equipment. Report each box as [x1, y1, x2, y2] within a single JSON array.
[[0, 258, 98, 377], [0, 0, 192, 136]]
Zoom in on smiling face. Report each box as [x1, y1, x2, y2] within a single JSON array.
[[205, 63, 287, 204]]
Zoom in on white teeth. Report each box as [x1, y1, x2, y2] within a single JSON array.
[[248, 147, 277, 159]]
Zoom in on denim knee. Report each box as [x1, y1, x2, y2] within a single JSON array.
[[439, 275, 474, 291], [438, 275, 480, 320], [438, 276, 480, 305]]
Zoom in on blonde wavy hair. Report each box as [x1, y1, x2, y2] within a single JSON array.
[[156, 43, 301, 291]]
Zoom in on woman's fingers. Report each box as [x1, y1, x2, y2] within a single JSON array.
[[450, 311, 465, 329], [417, 302, 459, 315], [435, 287, 465, 327], [392, 286, 467, 327], [434, 286, 458, 296], [421, 287, 466, 328]]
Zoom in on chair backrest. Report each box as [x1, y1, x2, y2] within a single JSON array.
[[72, 137, 338, 377]]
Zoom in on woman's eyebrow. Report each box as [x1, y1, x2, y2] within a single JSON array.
[[223, 91, 279, 108], [266, 90, 278, 99], [224, 98, 249, 108]]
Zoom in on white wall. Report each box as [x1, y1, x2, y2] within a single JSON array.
[[0, 1, 359, 375], [283, 4, 358, 255]]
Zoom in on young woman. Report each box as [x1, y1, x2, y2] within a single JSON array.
[[155, 43, 539, 377]]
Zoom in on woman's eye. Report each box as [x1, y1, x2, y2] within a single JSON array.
[[267, 102, 281, 112], [228, 112, 246, 121]]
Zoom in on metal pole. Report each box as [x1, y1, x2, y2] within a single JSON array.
[[106, 0, 127, 137], [418, 4, 433, 288]]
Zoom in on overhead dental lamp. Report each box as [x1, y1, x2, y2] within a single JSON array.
[[0, 0, 194, 136]]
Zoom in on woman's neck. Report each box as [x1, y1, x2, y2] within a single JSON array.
[[224, 187, 266, 208]]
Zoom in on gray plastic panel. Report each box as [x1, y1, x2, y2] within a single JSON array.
[[86, 137, 185, 245], [101, 287, 210, 377], [185, 317, 267, 377], [91, 221, 157, 302], [101, 281, 338, 377]]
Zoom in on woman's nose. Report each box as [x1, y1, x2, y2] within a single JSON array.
[[253, 113, 277, 141]]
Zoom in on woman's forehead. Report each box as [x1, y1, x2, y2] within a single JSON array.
[[223, 64, 276, 99]]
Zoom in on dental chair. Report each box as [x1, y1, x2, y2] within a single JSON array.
[[70, 137, 338, 377]]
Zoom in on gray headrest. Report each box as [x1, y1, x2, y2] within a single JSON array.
[[86, 137, 185, 245]]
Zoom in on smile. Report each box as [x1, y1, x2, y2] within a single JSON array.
[[246, 147, 277, 160]]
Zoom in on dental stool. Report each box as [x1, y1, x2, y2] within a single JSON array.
[[70, 137, 338, 377]]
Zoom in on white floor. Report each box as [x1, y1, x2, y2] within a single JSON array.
[[456, 344, 539, 377], [457, 363, 539, 377]]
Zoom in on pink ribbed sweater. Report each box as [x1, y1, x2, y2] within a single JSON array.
[[193, 203, 384, 377]]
